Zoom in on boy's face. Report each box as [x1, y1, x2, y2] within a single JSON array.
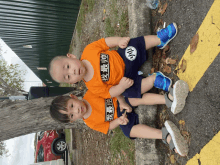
[[59, 98, 87, 122], [51, 55, 86, 84]]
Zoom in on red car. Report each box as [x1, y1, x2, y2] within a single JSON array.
[[35, 130, 67, 163]]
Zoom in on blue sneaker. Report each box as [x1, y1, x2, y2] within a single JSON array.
[[152, 71, 172, 92], [157, 23, 178, 49]]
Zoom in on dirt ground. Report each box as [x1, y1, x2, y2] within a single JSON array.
[[69, 1, 131, 165], [69, 0, 129, 58], [71, 128, 113, 165]]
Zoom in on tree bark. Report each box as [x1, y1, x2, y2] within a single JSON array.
[[0, 97, 86, 142]]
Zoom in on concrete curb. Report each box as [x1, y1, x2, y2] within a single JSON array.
[[128, 0, 163, 164]]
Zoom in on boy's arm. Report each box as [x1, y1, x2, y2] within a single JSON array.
[[109, 77, 134, 97], [105, 37, 130, 49], [109, 113, 129, 130]]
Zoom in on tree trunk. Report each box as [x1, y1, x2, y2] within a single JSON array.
[[0, 97, 86, 142]]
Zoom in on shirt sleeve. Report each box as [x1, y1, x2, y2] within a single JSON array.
[[89, 123, 110, 134], [86, 38, 110, 52], [84, 120, 110, 134]]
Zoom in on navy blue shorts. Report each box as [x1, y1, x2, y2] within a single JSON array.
[[117, 36, 147, 98], [117, 97, 139, 139]]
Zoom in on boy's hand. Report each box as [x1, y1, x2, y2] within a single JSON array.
[[118, 37, 130, 49], [119, 77, 134, 90], [117, 113, 129, 125], [120, 102, 132, 113]]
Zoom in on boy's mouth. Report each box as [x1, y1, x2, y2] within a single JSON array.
[[80, 68, 84, 75]]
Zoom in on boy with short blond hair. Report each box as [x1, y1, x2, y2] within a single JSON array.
[[49, 23, 188, 114]]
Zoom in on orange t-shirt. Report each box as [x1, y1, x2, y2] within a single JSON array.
[[83, 90, 118, 134], [80, 38, 125, 98]]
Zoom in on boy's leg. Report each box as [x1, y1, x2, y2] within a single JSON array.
[[144, 35, 161, 50], [131, 80, 188, 114], [140, 74, 156, 94], [141, 71, 171, 94], [128, 93, 166, 106], [144, 23, 178, 50], [130, 124, 162, 139], [130, 121, 188, 156]]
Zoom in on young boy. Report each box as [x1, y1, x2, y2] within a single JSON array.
[[49, 23, 185, 114], [50, 81, 189, 156]]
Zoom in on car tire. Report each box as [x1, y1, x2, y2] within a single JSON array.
[[53, 138, 67, 155]]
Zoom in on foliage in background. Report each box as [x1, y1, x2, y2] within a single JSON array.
[[0, 59, 26, 96], [0, 141, 9, 157]]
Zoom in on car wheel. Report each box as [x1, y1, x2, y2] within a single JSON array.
[[53, 138, 67, 155]]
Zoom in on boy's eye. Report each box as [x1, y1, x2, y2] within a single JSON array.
[[67, 65, 69, 69], [70, 114, 74, 118], [71, 104, 73, 108]]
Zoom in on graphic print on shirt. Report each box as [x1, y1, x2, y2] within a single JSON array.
[[100, 53, 110, 82], [125, 46, 137, 61], [105, 98, 115, 121]]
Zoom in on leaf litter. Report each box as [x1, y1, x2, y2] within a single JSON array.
[[190, 33, 199, 54], [153, 5, 190, 164], [152, 45, 177, 74], [158, 2, 168, 15], [154, 19, 164, 33]]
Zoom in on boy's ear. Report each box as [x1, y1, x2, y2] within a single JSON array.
[[67, 53, 77, 59], [69, 94, 78, 99]]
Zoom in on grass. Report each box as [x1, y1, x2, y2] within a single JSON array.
[[75, 3, 85, 37], [64, 129, 73, 162], [109, 127, 135, 165], [105, 0, 129, 37], [85, 0, 95, 13], [119, 10, 129, 37], [105, 17, 115, 37], [64, 129, 71, 143], [76, 0, 129, 38], [75, 0, 95, 37]]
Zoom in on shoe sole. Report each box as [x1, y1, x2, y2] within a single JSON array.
[[159, 23, 178, 49], [171, 80, 189, 114], [165, 120, 189, 156], [157, 71, 172, 92]]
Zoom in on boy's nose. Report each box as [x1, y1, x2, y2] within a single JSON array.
[[67, 69, 75, 75], [73, 107, 80, 113]]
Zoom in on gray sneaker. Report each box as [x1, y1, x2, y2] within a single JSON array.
[[164, 120, 189, 156], [171, 80, 189, 114]]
